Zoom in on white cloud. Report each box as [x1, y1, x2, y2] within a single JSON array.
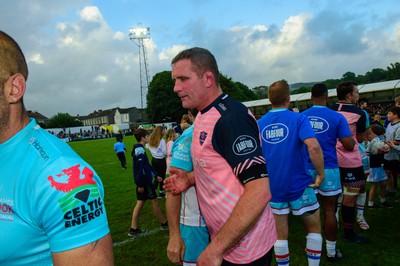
[[79, 6, 103, 22], [0, 0, 399, 118], [94, 75, 108, 83], [28, 53, 45, 64], [158, 45, 188, 61], [113, 31, 126, 41]]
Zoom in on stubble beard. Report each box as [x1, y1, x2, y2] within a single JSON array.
[[0, 92, 11, 141]]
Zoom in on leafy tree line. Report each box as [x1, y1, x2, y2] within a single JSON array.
[[42, 61, 399, 126], [146, 71, 258, 123], [40, 113, 83, 129], [291, 61, 400, 95]]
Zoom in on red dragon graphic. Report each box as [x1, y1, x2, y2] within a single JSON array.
[[48, 164, 96, 192]]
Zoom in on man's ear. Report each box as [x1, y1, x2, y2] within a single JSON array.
[[286, 95, 291, 104], [6, 74, 26, 104], [203, 71, 214, 88]]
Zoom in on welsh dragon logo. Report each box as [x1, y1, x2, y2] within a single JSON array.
[[48, 164, 96, 192]]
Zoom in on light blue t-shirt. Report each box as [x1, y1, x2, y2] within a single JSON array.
[[171, 125, 193, 172], [0, 119, 110, 265], [114, 141, 126, 153]]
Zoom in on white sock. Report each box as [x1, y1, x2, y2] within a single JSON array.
[[326, 240, 336, 257], [368, 200, 374, 207], [356, 192, 366, 220], [306, 233, 322, 266], [274, 240, 289, 266]]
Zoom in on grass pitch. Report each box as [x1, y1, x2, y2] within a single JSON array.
[[69, 137, 400, 266]]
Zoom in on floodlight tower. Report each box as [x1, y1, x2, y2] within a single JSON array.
[[129, 24, 151, 111]]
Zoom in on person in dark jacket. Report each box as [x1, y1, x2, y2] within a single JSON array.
[[128, 128, 168, 236]]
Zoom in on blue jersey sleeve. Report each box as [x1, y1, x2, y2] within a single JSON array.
[[35, 158, 109, 253], [298, 113, 317, 142]]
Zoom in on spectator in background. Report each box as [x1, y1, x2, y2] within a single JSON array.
[[114, 136, 127, 169], [174, 114, 191, 136], [367, 124, 392, 208], [384, 96, 400, 128], [371, 114, 384, 127], [129, 129, 168, 236], [383, 106, 400, 197], [165, 128, 178, 176], [354, 98, 372, 231], [147, 125, 167, 198]]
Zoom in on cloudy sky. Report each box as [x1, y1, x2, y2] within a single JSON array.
[[1, 0, 399, 117]]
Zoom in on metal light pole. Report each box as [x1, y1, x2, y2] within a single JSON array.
[[129, 25, 151, 120]]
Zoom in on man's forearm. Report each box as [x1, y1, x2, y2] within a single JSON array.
[[306, 138, 324, 176], [166, 192, 182, 236]]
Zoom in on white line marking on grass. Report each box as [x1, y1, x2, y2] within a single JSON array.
[[92, 162, 117, 167], [113, 227, 162, 248]]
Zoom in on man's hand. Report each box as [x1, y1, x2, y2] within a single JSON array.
[[309, 174, 324, 187], [167, 235, 185, 265], [164, 168, 194, 194], [138, 187, 144, 193]]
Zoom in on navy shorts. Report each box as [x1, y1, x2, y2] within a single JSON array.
[[136, 184, 157, 201]]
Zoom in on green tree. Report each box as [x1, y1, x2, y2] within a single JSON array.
[[45, 113, 83, 128], [252, 85, 268, 99], [324, 79, 341, 90], [234, 82, 258, 101], [341, 71, 356, 81], [146, 71, 185, 123], [147, 71, 258, 123], [364, 68, 386, 83], [387, 62, 400, 80], [291, 86, 311, 94], [219, 75, 257, 102]]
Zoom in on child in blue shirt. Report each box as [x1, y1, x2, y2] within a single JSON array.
[[114, 136, 127, 169]]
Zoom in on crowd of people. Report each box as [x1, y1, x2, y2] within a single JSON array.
[[164, 48, 400, 266], [3, 28, 399, 265]]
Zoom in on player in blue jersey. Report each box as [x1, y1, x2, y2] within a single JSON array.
[[302, 83, 355, 262], [166, 109, 210, 266], [0, 30, 113, 265], [258, 80, 325, 266]]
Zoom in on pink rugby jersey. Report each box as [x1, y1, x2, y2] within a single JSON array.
[[191, 94, 276, 264], [329, 103, 367, 168]]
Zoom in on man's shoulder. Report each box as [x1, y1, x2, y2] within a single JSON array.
[[306, 106, 348, 119], [330, 103, 363, 114], [133, 144, 145, 154], [203, 95, 252, 126], [214, 94, 247, 116]]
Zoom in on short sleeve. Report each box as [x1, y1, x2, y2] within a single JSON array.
[[213, 109, 266, 183], [34, 157, 110, 252], [298, 114, 316, 141]]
